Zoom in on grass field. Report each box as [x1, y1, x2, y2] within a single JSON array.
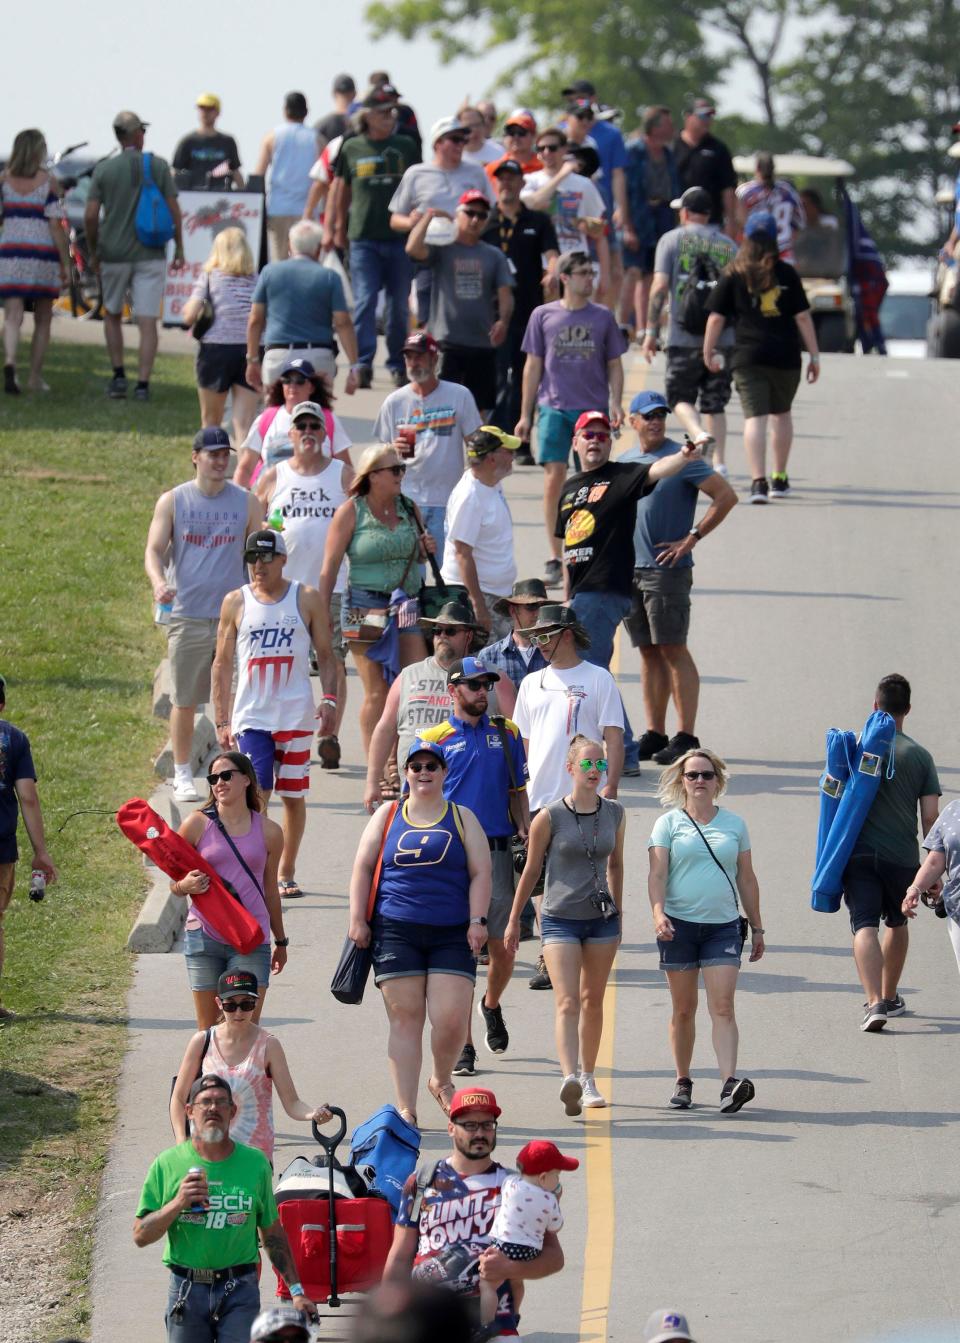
[[0, 337, 200, 1340]]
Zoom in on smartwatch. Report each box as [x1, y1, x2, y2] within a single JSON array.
[[470, 916, 488, 927], [689, 526, 701, 540]]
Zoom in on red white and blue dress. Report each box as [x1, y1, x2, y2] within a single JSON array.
[[0, 177, 63, 300]]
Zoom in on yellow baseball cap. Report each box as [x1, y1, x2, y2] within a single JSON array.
[[466, 425, 522, 458], [196, 92, 221, 111]]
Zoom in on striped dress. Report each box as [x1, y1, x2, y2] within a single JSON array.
[[0, 177, 63, 299]]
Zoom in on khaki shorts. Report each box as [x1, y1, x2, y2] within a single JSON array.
[[267, 214, 299, 261], [100, 257, 167, 318], [261, 344, 336, 389], [624, 567, 693, 647], [167, 616, 219, 707]]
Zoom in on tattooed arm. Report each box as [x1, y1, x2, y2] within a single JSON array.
[[260, 1218, 316, 1314]]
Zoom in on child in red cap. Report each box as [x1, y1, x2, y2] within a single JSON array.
[[478, 1140, 578, 1327]]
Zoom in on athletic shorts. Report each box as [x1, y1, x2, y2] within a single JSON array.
[[624, 567, 693, 647], [536, 406, 588, 466], [540, 910, 621, 945], [439, 343, 497, 413], [371, 915, 476, 984], [167, 617, 219, 708], [236, 727, 312, 797], [183, 923, 270, 992], [658, 915, 744, 971], [100, 257, 166, 318], [733, 364, 801, 419], [196, 342, 255, 394], [842, 850, 912, 932], [0, 834, 18, 865], [487, 842, 516, 940], [665, 345, 733, 417]]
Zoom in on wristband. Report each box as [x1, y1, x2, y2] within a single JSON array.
[[246, 355, 260, 364], [275, 936, 290, 947], [288, 1281, 304, 1297], [321, 694, 337, 704], [751, 926, 765, 934], [216, 721, 230, 728], [809, 354, 820, 363]]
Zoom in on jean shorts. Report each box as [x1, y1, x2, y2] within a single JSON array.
[[183, 924, 270, 993], [658, 915, 744, 971], [540, 910, 622, 945], [371, 915, 476, 984], [342, 585, 422, 638]]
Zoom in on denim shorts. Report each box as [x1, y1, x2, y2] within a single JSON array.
[[183, 924, 270, 993], [371, 915, 476, 984], [540, 910, 622, 945], [658, 915, 744, 971], [342, 585, 422, 638]]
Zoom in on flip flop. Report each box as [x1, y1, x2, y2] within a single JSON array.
[[428, 1078, 455, 1116], [278, 879, 304, 899]]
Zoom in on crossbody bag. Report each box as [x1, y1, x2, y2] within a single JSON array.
[[202, 805, 265, 903], [682, 809, 749, 944]]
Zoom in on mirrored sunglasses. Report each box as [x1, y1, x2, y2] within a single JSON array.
[[577, 758, 609, 772]]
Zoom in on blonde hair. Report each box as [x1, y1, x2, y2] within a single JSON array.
[[566, 733, 604, 766], [349, 443, 402, 496], [657, 747, 729, 808], [205, 226, 254, 276], [8, 129, 47, 177]]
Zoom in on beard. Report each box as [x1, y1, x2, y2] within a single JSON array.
[[461, 698, 486, 718], [453, 1132, 496, 1160]]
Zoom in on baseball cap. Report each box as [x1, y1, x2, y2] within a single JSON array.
[[670, 186, 712, 214], [492, 158, 524, 177], [449, 1087, 502, 1120], [113, 110, 148, 134], [192, 426, 233, 452], [290, 400, 326, 425], [447, 656, 500, 686], [458, 188, 490, 210], [250, 1306, 310, 1343], [465, 425, 522, 458], [641, 1308, 696, 1343], [217, 969, 259, 1000], [504, 109, 536, 133], [196, 92, 220, 111], [430, 116, 467, 145], [573, 410, 610, 433], [629, 390, 669, 416], [333, 73, 356, 95], [362, 83, 401, 108], [404, 738, 447, 766], [684, 95, 716, 118], [567, 97, 596, 117], [561, 78, 596, 97], [516, 1140, 579, 1176], [402, 330, 439, 356], [280, 355, 316, 378], [244, 529, 287, 560], [189, 1073, 233, 1104], [744, 209, 778, 240]]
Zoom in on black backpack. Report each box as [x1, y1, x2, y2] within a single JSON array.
[[678, 251, 721, 336]]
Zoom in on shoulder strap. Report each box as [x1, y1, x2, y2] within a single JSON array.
[[367, 800, 400, 921], [202, 804, 265, 900], [142, 151, 153, 185], [490, 716, 517, 791], [409, 1159, 442, 1222], [195, 1026, 212, 1081], [682, 808, 739, 906], [450, 802, 466, 843]]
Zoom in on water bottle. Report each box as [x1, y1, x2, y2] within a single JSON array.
[[267, 506, 285, 532], [29, 870, 46, 902], [154, 599, 173, 626]]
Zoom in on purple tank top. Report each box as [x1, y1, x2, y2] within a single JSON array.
[[190, 810, 270, 944]]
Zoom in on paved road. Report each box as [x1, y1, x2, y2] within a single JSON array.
[[91, 350, 960, 1343]]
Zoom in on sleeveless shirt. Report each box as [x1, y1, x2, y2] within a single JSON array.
[[189, 810, 270, 942], [376, 800, 470, 925], [203, 1028, 276, 1161], [268, 122, 318, 216], [171, 481, 247, 618], [269, 459, 348, 592], [232, 582, 314, 733]]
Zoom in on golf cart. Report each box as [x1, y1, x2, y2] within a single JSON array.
[[733, 154, 857, 352]]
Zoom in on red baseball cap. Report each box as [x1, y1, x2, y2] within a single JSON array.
[[449, 1087, 502, 1120], [573, 410, 610, 433], [402, 330, 439, 356], [504, 110, 537, 134], [458, 188, 490, 209], [516, 1140, 580, 1175]]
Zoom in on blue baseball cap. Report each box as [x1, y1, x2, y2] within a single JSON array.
[[279, 355, 316, 378], [192, 426, 233, 451], [447, 656, 500, 686], [629, 390, 669, 416], [404, 738, 447, 766], [744, 210, 777, 241]]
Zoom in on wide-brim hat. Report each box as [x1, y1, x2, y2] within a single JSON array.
[[492, 578, 549, 617], [420, 600, 486, 633], [526, 602, 591, 648]]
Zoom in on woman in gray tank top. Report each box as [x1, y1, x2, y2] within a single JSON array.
[[504, 735, 625, 1118]]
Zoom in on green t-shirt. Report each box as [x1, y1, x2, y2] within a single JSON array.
[[88, 149, 176, 262], [136, 1140, 277, 1269], [858, 731, 940, 866], [335, 133, 419, 242], [648, 806, 750, 924]]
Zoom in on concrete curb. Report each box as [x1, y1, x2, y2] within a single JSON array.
[[153, 710, 217, 779]]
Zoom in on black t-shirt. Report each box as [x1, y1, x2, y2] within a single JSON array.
[[0, 718, 36, 840], [556, 461, 654, 596], [482, 205, 559, 327], [172, 131, 241, 187], [708, 259, 810, 369], [673, 134, 736, 225], [316, 112, 349, 149]]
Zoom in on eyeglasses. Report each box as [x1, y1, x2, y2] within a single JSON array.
[[577, 758, 609, 772], [221, 998, 259, 1013], [192, 1098, 229, 1110], [537, 143, 564, 153], [528, 630, 560, 647], [293, 419, 323, 431], [684, 770, 717, 781], [434, 625, 468, 636], [459, 678, 494, 692], [639, 409, 668, 421], [579, 430, 609, 442], [454, 1119, 498, 1132], [372, 464, 406, 477], [567, 268, 595, 277], [207, 768, 240, 786], [244, 552, 278, 564], [281, 375, 308, 386], [461, 210, 489, 220], [407, 759, 441, 773]]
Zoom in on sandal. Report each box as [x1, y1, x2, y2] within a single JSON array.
[[399, 1107, 418, 1128], [278, 878, 304, 899], [380, 756, 402, 801], [428, 1078, 455, 1116]]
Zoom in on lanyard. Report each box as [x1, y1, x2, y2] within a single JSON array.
[[564, 798, 603, 895]]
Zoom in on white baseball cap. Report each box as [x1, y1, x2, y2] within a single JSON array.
[[642, 1308, 696, 1343]]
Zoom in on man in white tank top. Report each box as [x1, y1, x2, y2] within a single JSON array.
[[212, 530, 338, 898]]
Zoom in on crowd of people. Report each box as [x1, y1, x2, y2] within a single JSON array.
[[0, 70, 950, 1343]]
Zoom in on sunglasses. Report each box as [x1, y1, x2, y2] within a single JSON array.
[[577, 758, 609, 772], [207, 768, 241, 786], [408, 759, 442, 773], [454, 1119, 498, 1132], [459, 678, 494, 691], [579, 430, 609, 441], [538, 144, 564, 153], [221, 998, 259, 1013], [640, 409, 668, 421], [684, 769, 717, 781], [441, 135, 469, 145], [528, 630, 560, 647], [282, 375, 309, 386], [372, 464, 406, 477], [245, 552, 278, 564], [434, 625, 468, 636], [461, 209, 489, 220], [505, 127, 532, 136], [293, 419, 323, 431]]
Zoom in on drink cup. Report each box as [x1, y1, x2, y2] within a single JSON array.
[[397, 426, 417, 458]]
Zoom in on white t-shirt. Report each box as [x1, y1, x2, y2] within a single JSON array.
[[440, 471, 517, 595], [373, 380, 482, 508], [490, 1173, 563, 1250], [513, 660, 624, 811], [464, 139, 504, 167], [243, 406, 352, 472], [521, 170, 606, 254]]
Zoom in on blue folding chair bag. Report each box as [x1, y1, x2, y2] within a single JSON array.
[[349, 1105, 421, 1219]]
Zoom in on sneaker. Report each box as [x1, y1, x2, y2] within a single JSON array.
[[652, 732, 700, 766], [4, 364, 20, 395], [543, 558, 563, 588], [770, 472, 790, 497], [478, 996, 509, 1053], [748, 477, 769, 504], [453, 1043, 477, 1076], [861, 1001, 888, 1032], [622, 758, 641, 778], [133, 382, 150, 402], [107, 374, 128, 400], [528, 954, 552, 990], [355, 365, 373, 389], [669, 1077, 693, 1109], [580, 1073, 607, 1108], [515, 446, 536, 466], [720, 1076, 755, 1113], [883, 993, 906, 1017], [172, 776, 200, 803], [713, 462, 729, 478], [560, 1074, 583, 1116], [636, 730, 669, 760]]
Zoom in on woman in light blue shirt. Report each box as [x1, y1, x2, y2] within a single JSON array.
[[647, 748, 764, 1114]]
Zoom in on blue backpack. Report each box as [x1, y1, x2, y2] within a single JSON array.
[[349, 1105, 420, 1219], [135, 152, 175, 249]]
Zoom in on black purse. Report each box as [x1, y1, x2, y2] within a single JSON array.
[[191, 273, 215, 341], [170, 1026, 212, 1098], [682, 809, 750, 945], [330, 801, 398, 1005]]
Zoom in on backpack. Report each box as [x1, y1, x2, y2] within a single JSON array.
[[349, 1105, 421, 1218], [135, 152, 175, 249], [678, 250, 721, 336]]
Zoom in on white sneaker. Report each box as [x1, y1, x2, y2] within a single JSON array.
[[580, 1073, 607, 1108], [559, 1074, 582, 1116], [172, 776, 200, 803]]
